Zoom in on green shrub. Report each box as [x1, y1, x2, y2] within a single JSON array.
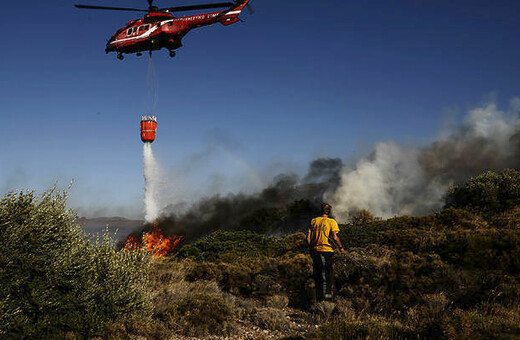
[[445, 169, 520, 214], [0, 188, 152, 338], [277, 232, 309, 254], [177, 230, 283, 261], [338, 223, 380, 248]]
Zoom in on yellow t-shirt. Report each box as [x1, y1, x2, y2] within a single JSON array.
[[308, 216, 340, 252]]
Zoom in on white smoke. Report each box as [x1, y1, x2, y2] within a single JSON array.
[[143, 143, 160, 223], [326, 142, 447, 220], [327, 98, 520, 221]]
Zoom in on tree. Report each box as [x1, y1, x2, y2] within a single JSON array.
[[0, 188, 152, 337]]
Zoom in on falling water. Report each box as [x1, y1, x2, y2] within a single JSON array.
[[143, 143, 160, 223]]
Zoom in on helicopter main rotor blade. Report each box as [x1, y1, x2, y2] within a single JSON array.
[[159, 2, 234, 12], [75, 4, 148, 12]]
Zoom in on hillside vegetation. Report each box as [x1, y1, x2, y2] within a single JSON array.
[[2, 169, 520, 339]]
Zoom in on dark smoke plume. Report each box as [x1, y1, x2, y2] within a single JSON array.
[[155, 158, 343, 241]]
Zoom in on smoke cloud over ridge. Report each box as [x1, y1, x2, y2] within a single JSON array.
[[138, 97, 520, 240], [327, 98, 520, 220]]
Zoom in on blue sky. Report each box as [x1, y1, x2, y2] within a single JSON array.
[[1, 0, 519, 218]]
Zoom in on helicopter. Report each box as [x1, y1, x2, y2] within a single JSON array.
[[75, 0, 251, 59]]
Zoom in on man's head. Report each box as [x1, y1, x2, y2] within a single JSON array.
[[321, 203, 332, 216]]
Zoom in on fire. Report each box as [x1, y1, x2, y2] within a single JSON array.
[[123, 235, 142, 251], [122, 224, 182, 258]]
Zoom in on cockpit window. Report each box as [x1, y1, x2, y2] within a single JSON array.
[[139, 26, 145, 32], [127, 28, 133, 36]]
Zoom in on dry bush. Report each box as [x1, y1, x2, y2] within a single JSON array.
[[490, 206, 520, 229], [308, 314, 413, 340], [146, 259, 242, 337], [265, 294, 289, 309], [423, 292, 451, 320], [314, 301, 336, 323], [103, 316, 169, 340], [184, 259, 220, 281], [443, 304, 520, 339], [154, 293, 236, 337], [404, 292, 451, 338], [250, 307, 290, 331], [234, 296, 261, 320], [252, 274, 283, 299], [175, 294, 236, 337], [151, 260, 223, 299]]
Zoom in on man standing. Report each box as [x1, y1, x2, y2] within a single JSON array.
[[307, 203, 345, 302]]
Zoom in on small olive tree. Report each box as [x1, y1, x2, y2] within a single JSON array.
[[0, 188, 152, 337]]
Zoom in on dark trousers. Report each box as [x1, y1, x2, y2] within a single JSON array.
[[311, 251, 334, 302]]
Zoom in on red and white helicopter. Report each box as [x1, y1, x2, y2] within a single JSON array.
[[75, 0, 251, 59]]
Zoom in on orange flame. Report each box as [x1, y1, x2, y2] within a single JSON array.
[[122, 223, 182, 258], [122, 235, 142, 251]]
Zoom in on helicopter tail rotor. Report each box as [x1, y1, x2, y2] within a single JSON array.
[[233, 0, 254, 15], [245, 2, 254, 14]]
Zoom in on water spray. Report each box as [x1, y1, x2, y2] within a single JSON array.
[[141, 116, 159, 223]]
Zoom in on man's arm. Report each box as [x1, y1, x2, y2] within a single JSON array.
[[330, 230, 345, 253]]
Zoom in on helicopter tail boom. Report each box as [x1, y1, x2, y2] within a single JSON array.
[[219, 0, 249, 25]]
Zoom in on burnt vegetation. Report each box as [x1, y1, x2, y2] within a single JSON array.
[[2, 169, 520, 338]]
